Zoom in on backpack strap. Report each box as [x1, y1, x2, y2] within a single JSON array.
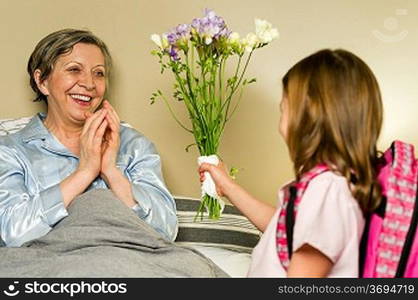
[[375, 140, 417, 277], [285, 186, 297, 259], [396, 180, 418, 277], [276, 164, 329, 270]]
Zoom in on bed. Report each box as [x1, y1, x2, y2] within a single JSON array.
[[0, 116, 260, 277]]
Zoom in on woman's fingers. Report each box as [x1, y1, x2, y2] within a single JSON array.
[[82, 109, 103, 135], [103, 101, 120, 132], [102, 101, 121, 149], [86, 109, 108, 140], [95, 118, 108, 141], [105, 113, 118, 133], [81, 109, 106, 135], [103, 100, 120, 123]]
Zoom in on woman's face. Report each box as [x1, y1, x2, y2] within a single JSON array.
[[40, 43, 106, 124], [279, 94, 288, 140]]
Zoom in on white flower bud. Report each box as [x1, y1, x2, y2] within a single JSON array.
[[151, 34, 163, 48], [243, 33, 259, 52], [254, 19, 279, 44], [229, 32, 240, 43]]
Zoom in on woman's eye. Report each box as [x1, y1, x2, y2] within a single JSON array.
[[68, 67, 80, 72], [95, 70, 105, 77]]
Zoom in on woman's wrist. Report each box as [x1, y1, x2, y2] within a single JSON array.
[[61, 169, 96, 207], [101, 167, 136, 207], [100, 166, 122, 187], [75, 167, 98, 184]]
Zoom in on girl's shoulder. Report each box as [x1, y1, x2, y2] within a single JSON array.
[[293, 170, 365, 267], [277, 170, 355, 208], [309, 169, 348, 186], [301, 170, 361, 214]]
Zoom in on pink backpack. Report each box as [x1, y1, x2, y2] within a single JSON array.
[[276, 140, 418, 277]]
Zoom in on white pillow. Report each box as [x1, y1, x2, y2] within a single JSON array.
[[189, 245, 252, 277], [174, 197, 259, 277], [0, 116, 32, 136], [0, 116, 134, 137]]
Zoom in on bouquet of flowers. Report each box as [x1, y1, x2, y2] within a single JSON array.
[[150, 9, 278, 220]]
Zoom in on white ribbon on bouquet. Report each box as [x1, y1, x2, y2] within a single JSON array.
[[197, 155, 225, 213]]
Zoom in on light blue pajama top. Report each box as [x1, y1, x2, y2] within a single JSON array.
[[0, 113, 178, 246]]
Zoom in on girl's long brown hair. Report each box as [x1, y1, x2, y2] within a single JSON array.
[[282, 49, 383, 214]]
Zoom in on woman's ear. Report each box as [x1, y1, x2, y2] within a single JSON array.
[[33, 69, 49, 96]]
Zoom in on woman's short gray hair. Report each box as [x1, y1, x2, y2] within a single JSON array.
[[27, 28, 112, 103]]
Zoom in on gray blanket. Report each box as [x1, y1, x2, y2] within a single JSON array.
[[0, 189, 228, 277]]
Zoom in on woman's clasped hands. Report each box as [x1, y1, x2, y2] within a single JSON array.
[[78, 100, 121, 184]]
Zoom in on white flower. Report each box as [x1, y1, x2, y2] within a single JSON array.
[[242, 33, 259, 52], [150, 34, 169, 49], [161, 34, 169, 49], [204, 36, 213, 45], [254, 19, 279, 44], [151, 34, 162, 47], [229, 32, 240, 44], [227, 32, 244, 54]]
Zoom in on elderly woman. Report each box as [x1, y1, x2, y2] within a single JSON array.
[[0, 29, 177, 247]]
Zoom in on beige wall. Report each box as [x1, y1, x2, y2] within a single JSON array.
[[1, 0, 417, 205]]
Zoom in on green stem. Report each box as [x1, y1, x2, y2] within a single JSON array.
[[159, 93, 193, 133], [222, 51, 253, 131], [227, 85, 245, 122]]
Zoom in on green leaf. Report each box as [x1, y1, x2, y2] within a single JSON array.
[[173, 90, 184, 101], [150, 91, 160, 105], [227, 76, 237, 87], [185, 143, 197, 152], [229, 167, 239, 180], [150, 95, 156, 104]]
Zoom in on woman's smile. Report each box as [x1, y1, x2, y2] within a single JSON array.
[[69, 93, 94, 107]]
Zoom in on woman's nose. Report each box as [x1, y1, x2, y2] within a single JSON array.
[[78, 73, 95, 90]]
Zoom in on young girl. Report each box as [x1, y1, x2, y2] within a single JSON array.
[[199, 49, 383, 277]]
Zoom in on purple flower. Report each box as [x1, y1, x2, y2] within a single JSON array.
[[165, 23, 191, 50], [176, 24, 190, 37], [166, 31, 178, 45], [169, 46, 180, 61], [191, 18, 201, 29], [191, 9, 229, 44], [217, 27, 231, 38]]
